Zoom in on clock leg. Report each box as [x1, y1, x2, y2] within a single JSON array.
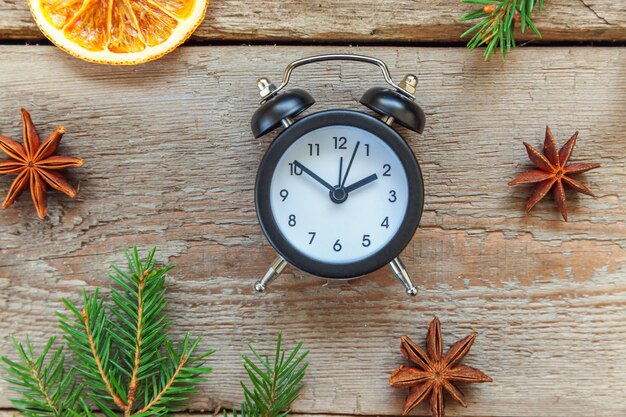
[[389, 257, 418, 296], [254, 256, 288, 293]]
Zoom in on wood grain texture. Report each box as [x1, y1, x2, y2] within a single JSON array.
[[0, 46, 625, 416], [0, 0, 625, 42]]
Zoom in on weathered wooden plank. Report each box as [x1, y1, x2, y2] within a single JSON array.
[[0, 46, 625, 416], [0, 0, 624, 42]]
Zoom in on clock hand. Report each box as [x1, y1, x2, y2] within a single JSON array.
[[340, 141, 360, 188], [337, 156, 343, 187], [344, 173, 378, 193], [293, 160, 334, 192]]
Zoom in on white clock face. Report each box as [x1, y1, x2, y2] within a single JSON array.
[[269, 125, 410, 264]]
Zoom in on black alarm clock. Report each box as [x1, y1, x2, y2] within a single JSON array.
[[251, 54, 425, 296]]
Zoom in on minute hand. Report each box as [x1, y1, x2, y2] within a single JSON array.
[[293, 160, 334, 191], [344, 173, 378, 193], [340, 141, 360, 188]]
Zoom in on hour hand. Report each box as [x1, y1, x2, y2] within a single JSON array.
[[344, 173, 378, 193], [293, 160, 334, 192]]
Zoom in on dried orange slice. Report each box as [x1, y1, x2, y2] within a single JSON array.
[[27, 0, 209, 65]]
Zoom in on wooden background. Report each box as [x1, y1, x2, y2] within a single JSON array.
[[0, 1, 625, 416]]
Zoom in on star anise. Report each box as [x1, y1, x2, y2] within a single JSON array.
[[0, 109, 84, 219], [508, 126, 600, 221], [389, 317, 492, 417]]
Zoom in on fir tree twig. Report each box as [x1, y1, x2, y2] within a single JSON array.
[[79, 300, 126, 410], [1, 336, 82, 417], [226, 334, 309, 417], [460, 0, 544, 60], [126, 268, 148, 411], [2, 247, 215, 417]]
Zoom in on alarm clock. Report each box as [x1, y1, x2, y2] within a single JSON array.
[[251, 54, 425, 296]]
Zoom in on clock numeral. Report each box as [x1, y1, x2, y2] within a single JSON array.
[[333, 239, 342, 252], [381, 216, 389, 229], [280, 189, 289, 201], [364, 143, 370, 156], [362, 234, 371, 247], [288, 163, 303, 176], [288, 214, 296, 227], [383, 164, 391, 176], [333, 136, 347, 150], [308, 232, 316, 244], [388, 190, 397, 203], [308, 143, 320, 156]]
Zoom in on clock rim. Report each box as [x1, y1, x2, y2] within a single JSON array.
[[255, 109, 424, 279]]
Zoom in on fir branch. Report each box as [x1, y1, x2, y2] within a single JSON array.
[[227, 334, 309, 417], [125, 268, 148, 411], [1, 337, 82, 417], [137, 343, 187, 413], [58, 289, 126, 411], [460, 0, 544, 60], [2, 247, 214, 417], [82, 305, 126, 410], [108, 247, 171, 413]]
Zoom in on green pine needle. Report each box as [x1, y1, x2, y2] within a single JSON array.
[[226, 334, 309, 417], [1, 336, 83, 417], [460, 0, 544, 60], [2, 247, 215, 417]]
